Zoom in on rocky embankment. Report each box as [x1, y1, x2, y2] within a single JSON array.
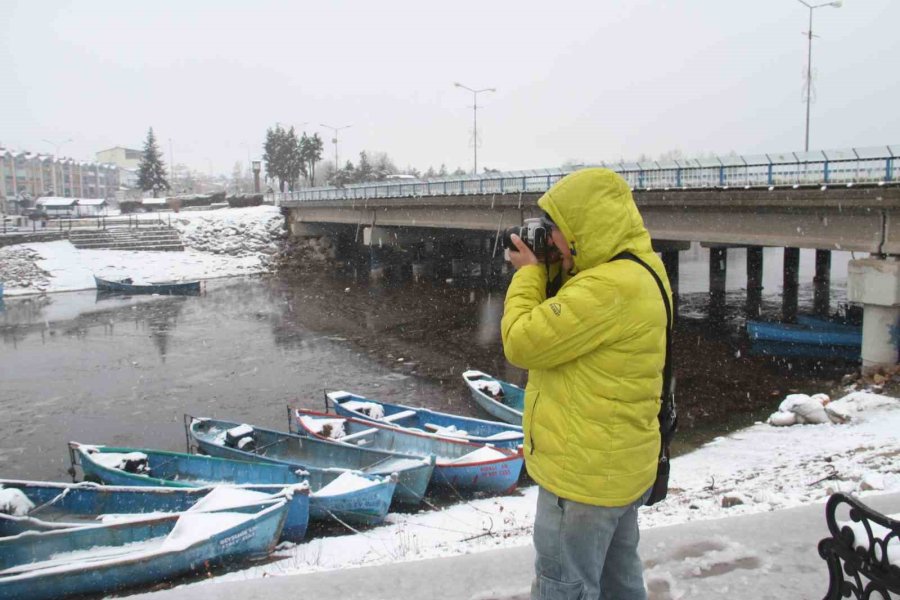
[[0, 246, 50, 292], [172, 207, 285, 257]]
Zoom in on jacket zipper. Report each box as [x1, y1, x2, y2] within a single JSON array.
[[528, 393, 541, 454]]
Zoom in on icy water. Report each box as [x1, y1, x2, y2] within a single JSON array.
[[0, 245, 854, 483], [0, 278, 449, 482]]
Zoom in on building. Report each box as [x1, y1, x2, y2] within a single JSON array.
[[0, 148, 119, 211], [95, 146, 142, 170]]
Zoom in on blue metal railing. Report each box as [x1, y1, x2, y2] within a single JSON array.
[[275, 144, 899, 205]]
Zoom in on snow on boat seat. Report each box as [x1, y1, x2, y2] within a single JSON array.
[[298, 416, 346, 440], [380, 410, 416, 423], [423, 423, 468, 437], [341, 401, 385, 420], [0, 488, 35, 516], [481, 431, 523, 441], [161, 511, 255, 552], [185, 487, 273, 513], [446, 446, 508, 465], [90, 451, 151, 475], [314, 472, 381, 497], [474, 380, 504, 397]]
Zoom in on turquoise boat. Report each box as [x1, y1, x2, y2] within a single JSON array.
[[462, 370, 524, 425], [187, 416, 435, 506], [328, 390, 525, 450], [93, 275, 201, 296], [69, 442, 394, 527], [747, 317, 861, 360], [0, 479, 309, 543], [291, 408, 524, 494], [0, 497, 288, 600]]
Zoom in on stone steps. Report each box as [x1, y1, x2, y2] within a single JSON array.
[[68, 227, 185, 251]]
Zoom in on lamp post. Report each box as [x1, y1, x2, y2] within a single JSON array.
[[454, 82, 495, 175], [251, 160, 261, 193], [320, 123, 351, 172], [796, 0, 842, 152], [42, 137, 72, 195]]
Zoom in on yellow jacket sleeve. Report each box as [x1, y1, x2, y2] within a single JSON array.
[[501, 265, 624, 370]]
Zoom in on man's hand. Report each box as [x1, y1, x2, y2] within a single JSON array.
[[506, 234, 539, 270]]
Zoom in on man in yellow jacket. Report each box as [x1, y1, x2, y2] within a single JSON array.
[[502, 168, 671, 600]]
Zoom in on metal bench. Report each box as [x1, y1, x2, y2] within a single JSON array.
[[818, 492, 900, 599]]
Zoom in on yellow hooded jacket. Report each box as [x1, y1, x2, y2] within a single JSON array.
[[501, 168, 671, 507]]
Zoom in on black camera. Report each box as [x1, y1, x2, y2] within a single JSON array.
[[503, 218, 549, 258]]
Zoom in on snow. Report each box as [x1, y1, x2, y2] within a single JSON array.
[[314, 472, 383, 497], [161, 511, 255, 552], [226, 424, 254, 440], [89, 451, 149, 471], [447, 446, 509, 464], [298, 416, 347, 440], [474, 381, 503, 397], [341, 401, 385, 420], [171, 390, 900, 585], [1, 206, 284, 296], [186, 487, 273, 513], [0, 488, 35, 516], [842, 514, 900, 567]]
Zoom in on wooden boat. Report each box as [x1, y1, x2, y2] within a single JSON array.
[[0, 479, 309, 543], [290, 408, 524, 494], [69, 442, 393, 527], [93, 275, 201, 296], [747, 318, 861, 360], [462, 370, 524, 425], [187, 417, 435, 507], [0, 496, 288, 600], [327, 390, 524, 450]]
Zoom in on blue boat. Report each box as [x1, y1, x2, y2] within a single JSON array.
[[93, 275, 201, 296], [0, 479, 309, 543], [69, 442, 393, 527], [327, 390, 525, 450], [187, 417, 435, 507], [747, 318, 861, 360], [462, 370, 524, 425], [291, 408, 524, 494], [0, 496, 288, 600]]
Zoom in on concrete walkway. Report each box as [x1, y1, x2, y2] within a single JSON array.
[[129, 492, 900, 600]]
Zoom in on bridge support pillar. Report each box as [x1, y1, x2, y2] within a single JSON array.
[[661, 251, 680, 318], [708, 247, 727, 323], [848, 258, 900, 372], [782, 247, 800, 323], [814, 249, 832, 317], [746, 246, 764, 319]]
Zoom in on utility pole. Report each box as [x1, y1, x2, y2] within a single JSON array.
[[796, 0, 842, 151], [320, 123, 352, 173]]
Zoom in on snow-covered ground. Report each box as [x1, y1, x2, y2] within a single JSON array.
[[0, 206, 283, 296], [195, 390, 899, 585]]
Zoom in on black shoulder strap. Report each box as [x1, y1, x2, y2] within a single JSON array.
[[610, 251, 677, 445]]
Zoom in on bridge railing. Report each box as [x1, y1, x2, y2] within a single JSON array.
[[276, 145, 898, 205]]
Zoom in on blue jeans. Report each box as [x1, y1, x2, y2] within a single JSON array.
[[531, 486, 650, 600]]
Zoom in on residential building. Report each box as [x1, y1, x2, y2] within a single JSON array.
[[95, 146, 142, 170], [0, 148, 119, 212]]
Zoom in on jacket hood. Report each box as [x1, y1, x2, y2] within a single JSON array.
[[537, 168, 653, 272]]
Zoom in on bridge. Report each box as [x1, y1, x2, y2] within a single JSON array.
[[275, 144, 900, 371]]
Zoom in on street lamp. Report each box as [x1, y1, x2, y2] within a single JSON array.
[[320, 123, 351, 171], [42, 137, 73, 195], [796, 0, 842, 152], [454, 82, 495, 175], [251, 160, 262, 193]]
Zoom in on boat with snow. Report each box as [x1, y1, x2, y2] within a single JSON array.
[[0, 495, 288, 600], [187, 417, 435, 506], [93, 275, 201, 296], [747, 317, 861, 360], [0, 479, 309, 542], [290, 407, 524, 494], [69, 442, 393, 527], [461, 370, 524, 425], [327, 390, 524, 450]]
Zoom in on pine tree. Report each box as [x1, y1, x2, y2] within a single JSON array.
[[136, 127, 170, 197]]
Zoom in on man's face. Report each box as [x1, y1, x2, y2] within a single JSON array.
[[548, 226, 572, 260]]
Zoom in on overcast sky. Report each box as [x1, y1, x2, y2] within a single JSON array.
[[1, 0, 898, 176]]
